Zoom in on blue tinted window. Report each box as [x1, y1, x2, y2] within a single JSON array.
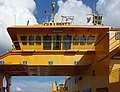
[[63, 35, 71, 50], [80, 35, 86, 45], [53, 35, 61, 50], [20, 36, 27, 45], [87, 36, 95, 45], [36, 36, 41, 45], [29, 36, 34, 45], [73, 36, 79, 45], [43, 35, 51, 50]]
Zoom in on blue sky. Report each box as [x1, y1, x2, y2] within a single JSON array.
[[11, 76, 66, 92], [35, 0, 98, 23]]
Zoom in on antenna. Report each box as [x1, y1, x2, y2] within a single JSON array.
[[45, 2, 56, 22], [92, 0, 96, 14], [27, 20, 29, 26], [14, 14, 16, 25], [51, 2, 56, 22]]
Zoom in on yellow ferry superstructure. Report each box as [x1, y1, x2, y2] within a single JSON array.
[[0, 21, 120, 92]]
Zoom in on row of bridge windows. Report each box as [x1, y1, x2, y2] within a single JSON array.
[[20, 35, 95, 50]]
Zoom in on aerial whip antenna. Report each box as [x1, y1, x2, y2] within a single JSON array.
[[45, 2, 56, 22], [14, 14, 16, 25]]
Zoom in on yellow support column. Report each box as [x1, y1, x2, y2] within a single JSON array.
[[5, 75, 11, 92], [52, 82, 58, 92]]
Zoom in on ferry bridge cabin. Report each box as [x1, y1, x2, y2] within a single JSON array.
[[12, 23, 96, 51], [1, 22, 120, 92]]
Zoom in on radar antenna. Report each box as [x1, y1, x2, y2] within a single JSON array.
[[61, 15, 74, 23]]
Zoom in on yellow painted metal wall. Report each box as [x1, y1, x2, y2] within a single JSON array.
[[65, 58, 109, 92], [109, 31, 120, 52], [109, 60, 120, 83], [1, 51, 84, 65], [64, 29, 120, 92], [64, 29, 110, 92]]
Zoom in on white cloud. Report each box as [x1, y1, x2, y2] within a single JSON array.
[[14, 87, 22, 92], [0, 0, 37, 55], [11, 80, 52, 92], [9, 77, 66, 92], [96, 0, 120, 27], [58, 0, 64, 7], [54, 0, 92, 25]]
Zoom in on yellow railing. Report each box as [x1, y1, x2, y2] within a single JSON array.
[[109, 33, 120, 52], [109, 68, 120, 83]]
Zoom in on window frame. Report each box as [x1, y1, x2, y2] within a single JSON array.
[[80, 35, 86, 45], [29, 36, 34, 45], [87, 35, 95, 45], [43, 35, 52, 50], [73, 35, 79, 45], [36, 35, 41, 45], [116, 32, 120, 40], [63, 35, 72, 50], [53, 35, 62, 50], [20, 36, 27, 45]]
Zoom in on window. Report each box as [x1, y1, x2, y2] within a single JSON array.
[[53, 35, 61, 50], [87, 36, 95, 45], [80, 35, 86, 45], [116, 32, 120, 39], [43, 35, 51, 50], [29, 36, 34, 45], [36, 36, 41, 45], [73, 35, 79, 45], [20, 36, 27, 45], [63, 35, 72, 50]]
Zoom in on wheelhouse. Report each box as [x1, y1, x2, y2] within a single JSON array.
[[7, 23, 109, 51]]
